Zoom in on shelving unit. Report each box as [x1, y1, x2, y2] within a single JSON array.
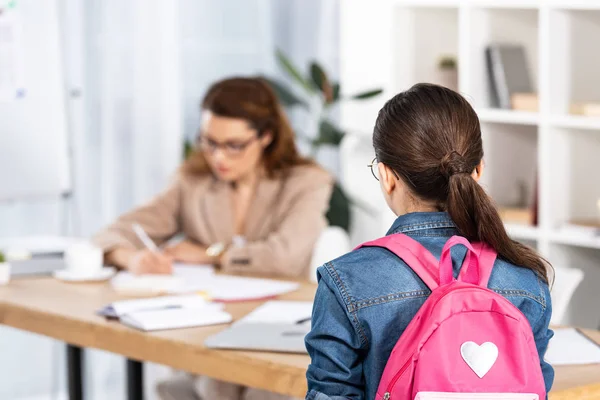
[[505, 223, 540, 241], [477, 108, 539, 125], [340, 0, 600, 328]]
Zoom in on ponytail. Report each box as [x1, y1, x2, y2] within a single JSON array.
[[446, 173, 549, 283]]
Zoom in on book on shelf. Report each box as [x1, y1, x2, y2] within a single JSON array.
[[511, 93, 538, 112], [499, 175, 538, 227], [570, 102, 600, 117], [499, 207, 534, 226], [485, 44, 533, 109]]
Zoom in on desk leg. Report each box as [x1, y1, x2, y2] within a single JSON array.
[[67, 344, 84, 400], [126, 358, 143, 400]]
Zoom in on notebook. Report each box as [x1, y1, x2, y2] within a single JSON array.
[[545, 328, 600, 365], [97, 294, 232, 331], [120, 307, 232, 332], [96, 294, 212, 319]]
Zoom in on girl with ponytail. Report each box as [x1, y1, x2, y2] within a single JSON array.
[[93, 77, 332, 400], [306, 83, 553, 399]]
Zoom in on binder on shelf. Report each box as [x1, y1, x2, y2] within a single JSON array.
[[485, 44, 534, 109]]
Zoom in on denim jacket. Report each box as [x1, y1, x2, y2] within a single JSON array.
[[305, 212, 554, 400]]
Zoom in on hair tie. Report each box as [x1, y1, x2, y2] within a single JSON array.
[[439, 151, 470, 178]]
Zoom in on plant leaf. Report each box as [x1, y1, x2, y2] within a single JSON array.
[[275, 49, 314, 93], [351, 88, 383, 100], [317, 120, 345, 146], [331, 82, 341, 103], [309, 62, 334, 103], [326, 181, 351, 232], [183, 139, 194, 159], [263, 77, 308, 108]]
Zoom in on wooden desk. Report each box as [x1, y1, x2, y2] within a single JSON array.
[[0, 278, 598, 399]]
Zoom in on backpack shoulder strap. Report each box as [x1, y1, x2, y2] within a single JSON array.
[[458, 241, 497, 287], [355, 233, 440, 290]]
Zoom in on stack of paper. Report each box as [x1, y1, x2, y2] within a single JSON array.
[[545, 328, 600, 365], [97, 294, 232, 332], [0, 235, 80, 256]]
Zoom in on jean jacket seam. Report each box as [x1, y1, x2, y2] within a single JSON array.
[[535, 275, 547, 309], [393, 221, 456, 234], [325, 262, 369, 347], [490, 288, 545, 308], [355, 290, 430, 310]]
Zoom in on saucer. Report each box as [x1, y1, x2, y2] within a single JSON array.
[[53, 267, 116, 283]]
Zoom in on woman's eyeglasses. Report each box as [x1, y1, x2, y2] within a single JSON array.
[[196, 135, 258, 157]]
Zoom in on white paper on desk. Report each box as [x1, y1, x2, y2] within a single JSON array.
[[168, 264, 216, 293], [110, 264, 215, 294], [237, 301, 313, 325], [120, 307, 232, 332], [545, 328, 600, 365], [200, 275, 300, 302]]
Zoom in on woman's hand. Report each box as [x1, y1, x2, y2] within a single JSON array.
[[128, 249, 173, 275], [106, 247, 173, 274], [163, 240, 214, 264]]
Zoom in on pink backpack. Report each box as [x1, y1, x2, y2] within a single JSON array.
[[357, 234, 546, 400]]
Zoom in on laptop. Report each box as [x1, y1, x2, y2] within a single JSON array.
[[204, 322, 310, 354]]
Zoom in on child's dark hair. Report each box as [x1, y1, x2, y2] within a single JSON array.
[[373, 83, 549, 282]]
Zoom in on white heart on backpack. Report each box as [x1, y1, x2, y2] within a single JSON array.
[[460, 341, 498, 378]]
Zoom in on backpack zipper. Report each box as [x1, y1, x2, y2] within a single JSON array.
[[382, 285, 496, 399], [382, 357, 411, 399]]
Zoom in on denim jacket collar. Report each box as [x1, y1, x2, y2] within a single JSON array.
[[386, 212, 457, 236]]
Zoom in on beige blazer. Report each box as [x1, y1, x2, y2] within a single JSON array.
[[92, 165, 333, 279]]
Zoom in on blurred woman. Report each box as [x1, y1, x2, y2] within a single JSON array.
[[93, 76, 333, 400], [94, 76, 332, 279]]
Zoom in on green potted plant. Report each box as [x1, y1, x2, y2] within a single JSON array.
[[264, 49, 383, 232], [437, 54, 458, 92]]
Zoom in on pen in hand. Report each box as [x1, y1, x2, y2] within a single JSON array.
[[132, 223, 159, 252], [130, 223, 172, 274]]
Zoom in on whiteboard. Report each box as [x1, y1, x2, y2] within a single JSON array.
[[0, 0, 70, 201]]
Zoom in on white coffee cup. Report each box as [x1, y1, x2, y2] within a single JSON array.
[[64, 241, 103, 276]]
